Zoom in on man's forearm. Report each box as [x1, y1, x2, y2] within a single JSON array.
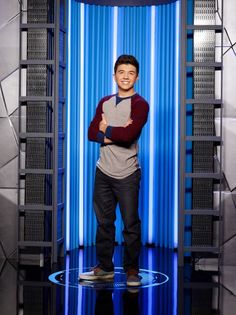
[[99, 121, 108, 134], [104, 137, 113, 144]]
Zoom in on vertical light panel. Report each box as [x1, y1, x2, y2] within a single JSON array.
[[79, 3, 85, 246], [68, 1, 180, 250], [148, 249, 153, 315], [64, 255, 70, 315], [112, 6, 118, 94], [173, 252, 178, 315], [148, 6, 156, 244], [77, 249, 83, 314], [66, 0, 71, 250], [174, 0, 180, 248]]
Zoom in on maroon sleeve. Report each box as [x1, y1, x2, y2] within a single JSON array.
[[88, 96, 110, 142], [108, 97, 149, 143]]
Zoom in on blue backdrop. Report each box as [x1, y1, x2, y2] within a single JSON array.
[[66, 0, 180, 250]]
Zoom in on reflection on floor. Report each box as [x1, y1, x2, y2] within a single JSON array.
[[0, 246, 235, 314]]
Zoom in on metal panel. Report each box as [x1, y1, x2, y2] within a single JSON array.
[[178, 0, 224, 266], [192, 0, 216, 249], [18, 0, 66, 264]]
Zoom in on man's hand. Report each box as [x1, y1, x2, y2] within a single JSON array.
[[99, 114, 108, 134], [124, 118, 133, 128], [104, 137, 113, 144], [99, 115, 132, 145]]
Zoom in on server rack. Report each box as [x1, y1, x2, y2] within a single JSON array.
[[17, 0, 66, 265], [179, 0, 223, 268], [178, 1, 224, 313]]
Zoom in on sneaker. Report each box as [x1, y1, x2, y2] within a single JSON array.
[[126, 269, 142, 287], [79, 266, 114, 281]]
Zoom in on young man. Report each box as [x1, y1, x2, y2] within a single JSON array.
[[79, 55, 149, 286]]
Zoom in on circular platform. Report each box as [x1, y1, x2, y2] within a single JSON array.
[[49, 267, 169, 290]]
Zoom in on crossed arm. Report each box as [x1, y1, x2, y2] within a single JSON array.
[[99, 114, 133, 144], [88, 97, 149, 145]]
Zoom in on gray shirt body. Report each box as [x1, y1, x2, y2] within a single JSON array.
[[97, 95, 139, 179]]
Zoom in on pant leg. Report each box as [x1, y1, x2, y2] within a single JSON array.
[[112, 169, 141, 272], [93, 168, 117, 271]]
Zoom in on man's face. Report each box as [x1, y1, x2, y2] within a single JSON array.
[[113, 64, 139, 93]]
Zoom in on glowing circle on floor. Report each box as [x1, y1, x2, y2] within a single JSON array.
[[49, 267, 169, 290]]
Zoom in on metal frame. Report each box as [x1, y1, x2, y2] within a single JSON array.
[[178, 0, 187, 268], [17, 0, 66, 265], [178, 0, 224, 267]]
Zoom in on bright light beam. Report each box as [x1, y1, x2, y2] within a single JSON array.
[[79, 3, 85, 246], [64, 255, 70, 315], [77, 249, 83, 314], [174, 0, 180, 248], [112, 7, 118, 94], [66, 0, 72, 251], [148, 6, 156, 244]]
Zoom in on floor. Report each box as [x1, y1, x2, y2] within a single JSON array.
[[0, 246, 236, 315]]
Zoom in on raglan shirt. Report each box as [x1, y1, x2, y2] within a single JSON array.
[[88, 93, 149, 179]]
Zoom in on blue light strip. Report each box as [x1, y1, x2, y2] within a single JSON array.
[[148, 249, 153, 315], [77, 250, 83, 314], [79, 3, 85, 245], [174, 0, 180, 247], [112, 6, 118, 94], [64, 255, 70, 315], [66, 0, 71, 251], [173, 252, 178, 315], [148, 6, 156, 244], [67, 2, 180, 249]]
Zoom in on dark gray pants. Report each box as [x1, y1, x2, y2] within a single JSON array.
[[93, 167, 141, 272]]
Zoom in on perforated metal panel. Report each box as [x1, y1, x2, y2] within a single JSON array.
[[191, 289, 212, 315], [26, 103, 47, 132], [25, 174, 45, 204], [27, 66, 47, 96], [192, 0, 216, 247], [192, 178, 213, 209], [192, 215, 213, 246], [27, 30, 47, 59], [23, 286, 43, 315], [24, 211, 45, 241], [18, 0, 66, 264], [23, 0, 50, 245], [26, 139, 46, 169], [27, 0, 48, 23]]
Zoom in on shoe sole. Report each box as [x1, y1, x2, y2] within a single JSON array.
[[127, 281, 141, 287], [79, 273, 114, 281]]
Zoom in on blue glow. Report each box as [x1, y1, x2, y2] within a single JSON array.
[[148, 5, 156, 244], [173, 252, 178, 315], [68, 3, 180, 249], [64, 255, 70, 315], [79, 3, 85, 246], [48, 267, 169, 289], [66, 0, 71, 251], [174, 0, 180, 248], [148, 249, 153, 315], [112, 6, 118, 94], [77, 250, 83, 314]]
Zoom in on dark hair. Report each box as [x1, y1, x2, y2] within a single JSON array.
[[114, 55, 139, 75]]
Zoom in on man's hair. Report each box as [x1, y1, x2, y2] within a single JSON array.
[[114, 55, 139, 75]]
